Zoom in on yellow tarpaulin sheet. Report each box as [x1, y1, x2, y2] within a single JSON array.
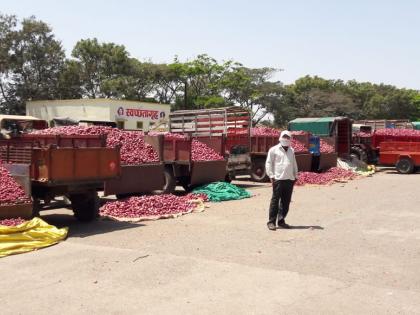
[[0, 217, 68, 258]]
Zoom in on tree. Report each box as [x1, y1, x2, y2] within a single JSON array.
[[221, 66, 282, 124], [170, 54, 233, 110], [0, 14, 17, 113], [70, 38, 131, 98], [57, 60, 83, 99], [0, 15, 65, 114], [152, 62, 184, 104]]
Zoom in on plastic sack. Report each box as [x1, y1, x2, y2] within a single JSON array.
[[0, 217, 68, 258]]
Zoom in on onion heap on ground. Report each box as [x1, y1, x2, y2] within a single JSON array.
[[100, 193, 205, 218], [296, 167, 357, 186]]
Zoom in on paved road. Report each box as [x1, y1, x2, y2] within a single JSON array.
[[2, 171, 420, 314]]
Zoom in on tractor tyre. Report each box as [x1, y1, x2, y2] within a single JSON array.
[[396, 158, 414, 174]]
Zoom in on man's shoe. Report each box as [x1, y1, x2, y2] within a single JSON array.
[[278, 222, 291, 229], [267, 223, 276, 231]]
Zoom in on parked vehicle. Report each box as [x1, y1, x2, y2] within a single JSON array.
[[352, 129, 420, 164], [0, 116, 121, 221], [169, 107, 251, 180], [288, 117, 352, 158], [0, 138, 120, 221], [379, 142, 420, 174]]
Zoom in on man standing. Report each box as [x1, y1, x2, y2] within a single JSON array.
[[265, 130, 298, 230]]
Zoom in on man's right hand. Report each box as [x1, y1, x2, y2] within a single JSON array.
[[270, 178, 274, 187]]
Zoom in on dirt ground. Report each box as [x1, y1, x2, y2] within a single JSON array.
[[1, 170, 420, 314]]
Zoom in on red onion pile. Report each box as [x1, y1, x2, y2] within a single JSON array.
[[148, 131, 187, 141], [251, 127, 281, 137], [149, 132, 223, 161], [375, 128, 420, 137], [291, 138, 308, 153], [191, 139, 224, 161], [100, 193, 205, 218], [0, 217, 26, 226], [32, 125, 113, 136], [186, 192, 209, 202], [320, 139, 335, 153], [296, 167, 357, 186], [291, 131, 309, 136], [32, 126, 159, 165], [106, 130, 159, 164], [0, 162, 31, 206]]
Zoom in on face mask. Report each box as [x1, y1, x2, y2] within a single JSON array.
[[280, 139, 291, 147]]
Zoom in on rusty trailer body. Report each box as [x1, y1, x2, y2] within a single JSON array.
[[0, 137, 121, 221], [169, 107, 251, 179], [145, 134, 227, 193], [379, 142, 420, 174], [104, 163, 165, 197], [104, 133, 227, 196], [21, 134, 107, 148]]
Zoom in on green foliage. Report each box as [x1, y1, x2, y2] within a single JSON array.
[[0, 15, 65, 114], [271, 76, 420, 127]]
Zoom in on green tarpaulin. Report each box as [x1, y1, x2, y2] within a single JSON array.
[[288, 117, 336, 136], [192, 182, 251, 202]]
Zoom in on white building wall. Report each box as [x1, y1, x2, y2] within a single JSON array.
[[26, 100, 110, 122], [26, 99, 170, 131]]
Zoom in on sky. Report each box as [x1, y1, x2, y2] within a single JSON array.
[[1, 0, 419, 89]]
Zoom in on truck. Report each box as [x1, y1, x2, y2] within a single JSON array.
[[0, 115, 48, 136], [379, 142, 420, 174], [288, 117, 352, 158], [169, 107, 251, 181], [0, 115, 121, 221], [351, 130, 420, 164]]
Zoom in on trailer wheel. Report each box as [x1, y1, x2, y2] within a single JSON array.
[[350, 146, 368, 163], [162, 168, 176, 194], [396, 158, 414, 174], [250, 159, 269, 182], [70, 191, 100, 222]]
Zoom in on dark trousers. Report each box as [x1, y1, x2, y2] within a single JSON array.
[[268, 180, 295, 225]]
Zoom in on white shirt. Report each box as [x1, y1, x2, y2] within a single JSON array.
[[265, 144, 298, 180]]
